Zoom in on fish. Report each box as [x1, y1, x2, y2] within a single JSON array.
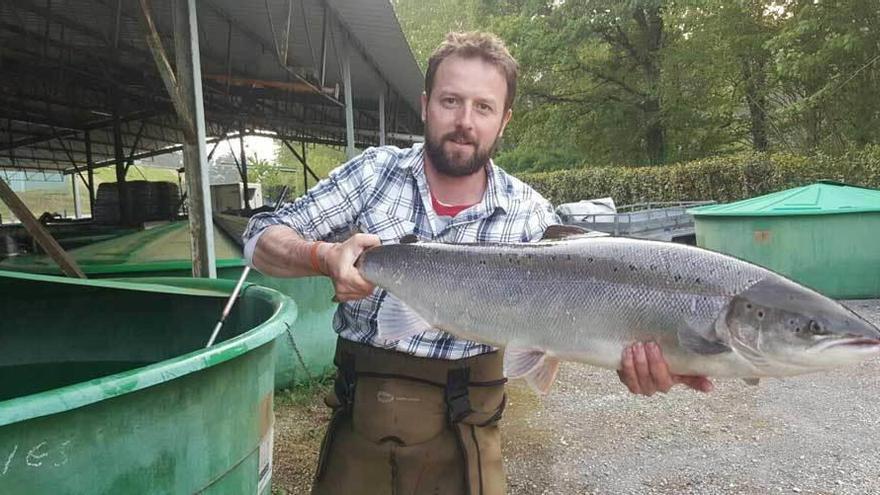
[[356, 227, 880, 394]]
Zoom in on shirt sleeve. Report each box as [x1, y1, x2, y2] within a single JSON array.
[[242, 151, 377, 258]]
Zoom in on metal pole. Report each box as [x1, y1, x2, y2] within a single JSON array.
[[342, 37, 355, 159], [72, 173, 81, 218], [206, 185, 288, 348], [175, 0, 216, 278], [379, 89, 386, 146], [239, 122, 250, 210], [84, 131, 95, 214], [319, 6, 329, 87], [112, 108, 130, 225]]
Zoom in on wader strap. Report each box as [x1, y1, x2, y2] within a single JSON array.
[[445, 367, 473, 424], [446, 367, 475, 495], [335, 350, 357, 411]]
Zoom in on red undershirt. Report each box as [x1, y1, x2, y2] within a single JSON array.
[[430, 191, 475, 217]]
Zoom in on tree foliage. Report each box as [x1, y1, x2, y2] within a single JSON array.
[[392, 0, 880, 170]]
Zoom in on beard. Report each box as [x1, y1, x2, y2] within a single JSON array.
[[423, 124, 501, 178]]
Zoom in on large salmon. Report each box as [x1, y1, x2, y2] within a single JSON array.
[[358, 230, 880, 393]]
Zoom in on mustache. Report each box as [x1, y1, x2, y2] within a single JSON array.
[[442, 131, 477, 144]]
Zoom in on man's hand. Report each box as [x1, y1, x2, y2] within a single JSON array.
[[321, 233, 381, 302], [617, 342, 714, 396]]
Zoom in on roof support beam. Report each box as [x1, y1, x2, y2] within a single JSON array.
[[239, 121, 250, 210], [342, 38, 355, 159], [173, 0, 215, 278], [379, 89, 386, 146]]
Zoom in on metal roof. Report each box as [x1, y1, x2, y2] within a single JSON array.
[[689, 181, 880, 217], [0, 0, 425, 174]]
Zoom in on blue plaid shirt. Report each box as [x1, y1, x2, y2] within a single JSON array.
[[243, 143, 558, 359]]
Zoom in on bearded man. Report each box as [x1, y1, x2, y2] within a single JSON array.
[[244, 31, 711, 495]]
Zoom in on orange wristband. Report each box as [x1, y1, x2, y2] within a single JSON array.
[[309, 241, 326, 275]]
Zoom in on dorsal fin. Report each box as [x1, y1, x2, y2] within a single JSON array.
[[399, 234, 419, 244], [541, 224, 603, 241]]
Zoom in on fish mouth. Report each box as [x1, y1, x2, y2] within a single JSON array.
[[815, 337, 880, 352]]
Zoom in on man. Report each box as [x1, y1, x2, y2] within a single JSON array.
[[244, 31, 712, 495]]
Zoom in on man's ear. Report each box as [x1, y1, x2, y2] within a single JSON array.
[[420, 92, 428, 122], [499, 108, 513, 137]]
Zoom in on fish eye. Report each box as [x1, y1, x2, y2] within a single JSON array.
[[809, 320, 826, 335], [757, 310, 765, 320]]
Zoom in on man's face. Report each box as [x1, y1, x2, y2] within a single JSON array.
[[421, 55, 512, 177]]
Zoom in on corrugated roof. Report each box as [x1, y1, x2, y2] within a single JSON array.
[[689, 181, 880, 217], [0, 0, 424, 173]]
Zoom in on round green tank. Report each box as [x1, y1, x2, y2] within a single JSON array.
[[0, 221, 337, 388], [0, 270, 294, 494], [690, 181, 880, 298]]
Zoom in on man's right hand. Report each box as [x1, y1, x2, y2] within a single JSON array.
[[321, 233, 381, 302]]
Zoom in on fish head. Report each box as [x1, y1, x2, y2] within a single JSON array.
[[724, 277, 880, 373]]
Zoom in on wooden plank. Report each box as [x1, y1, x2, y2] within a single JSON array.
[[0, 176, 86, 278]]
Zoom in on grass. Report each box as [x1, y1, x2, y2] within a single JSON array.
[[274, 371, 335, 407]]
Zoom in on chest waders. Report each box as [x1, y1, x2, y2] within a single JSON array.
[[311, 338, 508, 495]]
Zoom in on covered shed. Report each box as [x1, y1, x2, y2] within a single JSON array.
[[690, 181, 880, 298], [0, 0, 425, 277]]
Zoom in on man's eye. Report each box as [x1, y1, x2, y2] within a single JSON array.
[[442, 97, 457, 105], [477, 103, 492, 112]]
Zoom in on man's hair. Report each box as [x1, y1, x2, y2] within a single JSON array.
[[425, 32, 519, 112]]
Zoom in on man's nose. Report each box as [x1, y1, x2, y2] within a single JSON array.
[[454, 103, 475, 130]]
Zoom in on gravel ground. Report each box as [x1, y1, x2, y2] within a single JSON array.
[[273, 300, 880, 494]]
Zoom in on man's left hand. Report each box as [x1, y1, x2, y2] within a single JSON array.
[[617, 342, 714, 396]]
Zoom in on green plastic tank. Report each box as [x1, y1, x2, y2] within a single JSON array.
[[0, 221, 337, 388], [0, 270, 295, 494], [690, 181, 880, 298]]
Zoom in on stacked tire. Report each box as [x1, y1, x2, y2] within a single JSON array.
[[92, 181, 181, 225]]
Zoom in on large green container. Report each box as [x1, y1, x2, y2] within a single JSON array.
[[690, 181, 880, 298], [0, 270, 295, 494], [0, 221, 338, 388]]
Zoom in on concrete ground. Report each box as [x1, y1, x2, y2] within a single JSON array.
[[272, 299, 880, 494]]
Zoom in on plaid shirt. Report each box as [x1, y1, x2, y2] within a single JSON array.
[[243, 143, 558, 360]]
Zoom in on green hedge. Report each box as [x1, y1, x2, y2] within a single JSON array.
[[516, 147, 880, 206]]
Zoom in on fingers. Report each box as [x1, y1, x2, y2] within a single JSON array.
[[674, 375, 714, 393], [631, 343, 656, 396], [325, 234, 380, 302], [618, 347, 642, 395], [619, 342, 711, 396], [645, 342, 675, 393]]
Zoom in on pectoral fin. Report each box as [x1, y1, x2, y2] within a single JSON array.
[[376, 293, 433, 342], [678, 326, 731, 355], [504, 347, 561, 395]]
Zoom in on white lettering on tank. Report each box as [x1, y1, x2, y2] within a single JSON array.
[[26, 442, 48, 467], [2, 445, 17, 475]]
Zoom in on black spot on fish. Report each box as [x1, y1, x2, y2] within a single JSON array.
[[629, 264, 636, 271], [695, 277, 702, 284], [674, 275, 681, 282], [588, 257, 594, 263]]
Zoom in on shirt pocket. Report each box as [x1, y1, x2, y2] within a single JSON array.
[[359, 208, 417, 243]]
